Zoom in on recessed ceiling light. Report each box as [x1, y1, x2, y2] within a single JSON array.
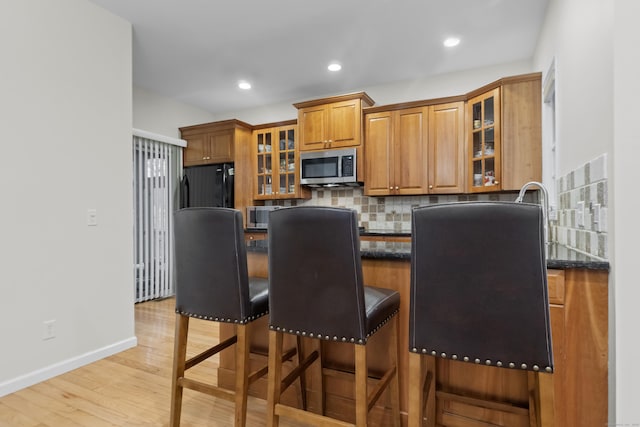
[[238, 81, 251, 90], [328, 63, 342, 72], [443, 37, 461, 47]]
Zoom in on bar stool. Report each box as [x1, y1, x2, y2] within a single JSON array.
[[408, 202, 554, 427], [266, 206, 401, 427], [171, 207, 298, 426]]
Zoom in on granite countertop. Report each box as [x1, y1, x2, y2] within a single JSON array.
[[245, 229, 609, 271]]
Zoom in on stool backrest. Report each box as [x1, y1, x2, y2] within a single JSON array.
[[410, 202, 553, 372], [174, 207, 251, 322], [268, 206, 367, 341]]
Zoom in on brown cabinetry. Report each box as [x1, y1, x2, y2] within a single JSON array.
[[180, 119, 252, 167], [364, 100, 465, 196], [222, 250, 608, 427], [252, 121, 309, 200], [295, 92, 374, 151], [180, 119, 253, 227], [467, 73, 542, 192]]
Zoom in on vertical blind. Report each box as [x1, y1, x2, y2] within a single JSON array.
[[133, 130, 184, 303]]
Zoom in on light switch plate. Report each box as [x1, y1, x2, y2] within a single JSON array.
[[87, 209, 97, 226], [576, 201, 585, 227]]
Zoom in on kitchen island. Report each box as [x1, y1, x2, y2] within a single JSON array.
[[217, 231, 609, 426]]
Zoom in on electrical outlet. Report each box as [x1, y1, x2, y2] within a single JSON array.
[[43, 319, 56, 340], [593, 203, 602, 232], [576, 201, 585, 227]]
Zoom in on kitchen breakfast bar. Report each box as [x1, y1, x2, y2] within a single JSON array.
[[215, 230, 609, 427]]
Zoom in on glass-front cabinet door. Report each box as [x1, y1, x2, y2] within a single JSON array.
[[255, 129, 274, 198], [254, 123, 306, 200], [468, 88, 501, 192]]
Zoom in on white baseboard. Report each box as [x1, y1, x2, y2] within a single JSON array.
[[0, 336, 138, 398]]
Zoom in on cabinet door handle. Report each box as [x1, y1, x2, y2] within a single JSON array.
[[395, 186, 399, 190], [429, 185, 433, 189], [389, 187, 393, 190], [494, 181, 500, 185]]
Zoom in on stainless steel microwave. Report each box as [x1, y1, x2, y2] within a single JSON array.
[[246, 205, 280, 228], [299, 147, 357, 186]]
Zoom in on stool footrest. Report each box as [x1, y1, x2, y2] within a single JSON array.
[[367, 365, 397, 412], [178, 377, 235, 402], [436, 390, 529, 415], [275, 403, 354, 427], [185, 335, 237, 370], [281, 350, 318, 392]]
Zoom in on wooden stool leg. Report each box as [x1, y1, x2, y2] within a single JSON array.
[[388, 316, 401, 427], [408, 352, 424, 427], [170, 314, 189, 427], [425, 356, 436, 427], [306, 338, 324, 416], [528, 371, 554, 427], [296, 336, 308, 410], [234, 324, 250, 427], [267, 330, 284, 427], [538, 371, 555, 427], [355, 344, 368, 426]]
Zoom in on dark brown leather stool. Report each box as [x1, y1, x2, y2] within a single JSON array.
[[408, 202, 555, 427], [171, 207, 299, 426], [266, 206, 401, 427]]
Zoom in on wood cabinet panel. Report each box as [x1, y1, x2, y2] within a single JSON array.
[[295, 92, 373, 151], [365, 102, 463, 196], [394, 108, 429, 194], [206, 128, 234, 163], [501, 78, 542, 190], [180, 119, 253, 224], [223, 253, 607, 427], [180, 119, 248, 167], [182, 133, 207, 166], [364, 112, 393, 195], [252, 123, 309, 200], [467, 74, 542, 193], [563, 269, 608, 427], [329, 99, 359, 148], [298, 105, 327, 151], [429, 102, 465, 194]]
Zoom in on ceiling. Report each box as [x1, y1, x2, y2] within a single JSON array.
[[89, 0, 549, 115]]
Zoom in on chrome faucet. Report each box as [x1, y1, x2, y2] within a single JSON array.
[[515, 181, 550, 257]]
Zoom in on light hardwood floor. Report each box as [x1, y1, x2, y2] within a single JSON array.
[[0, 297, 309, 427]]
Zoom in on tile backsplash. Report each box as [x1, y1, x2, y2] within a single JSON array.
[[553, 154, 608, 259], [266, 154, 609, 260], [267, 189, 532, 232]]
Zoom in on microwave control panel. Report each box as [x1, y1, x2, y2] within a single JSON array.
[[342, 155, 355, 177]]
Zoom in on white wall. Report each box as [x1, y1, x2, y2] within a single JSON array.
[[204, 60, 532, 125], [133, 86, 216, 138], [0, 0, 134, 395], [612, 0, 640, 424], [534, 0, 640, 424], [534, 0, 614, 176]]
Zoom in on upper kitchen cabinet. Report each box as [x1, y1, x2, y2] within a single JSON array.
[[467, 73, 542, 192], [180, 119, 252, 167], [252, 121, 309, 200], [364, 99, 465, 196], [294, 92, 374, 151]]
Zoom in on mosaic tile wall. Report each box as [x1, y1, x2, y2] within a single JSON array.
[[553, 154, 608, 259], [267, 189, 531, 232]]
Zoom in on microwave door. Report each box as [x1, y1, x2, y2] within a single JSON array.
[[302, 157, 339, 182]]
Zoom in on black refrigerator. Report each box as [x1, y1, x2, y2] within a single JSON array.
[[180, 163, 234, 208]]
